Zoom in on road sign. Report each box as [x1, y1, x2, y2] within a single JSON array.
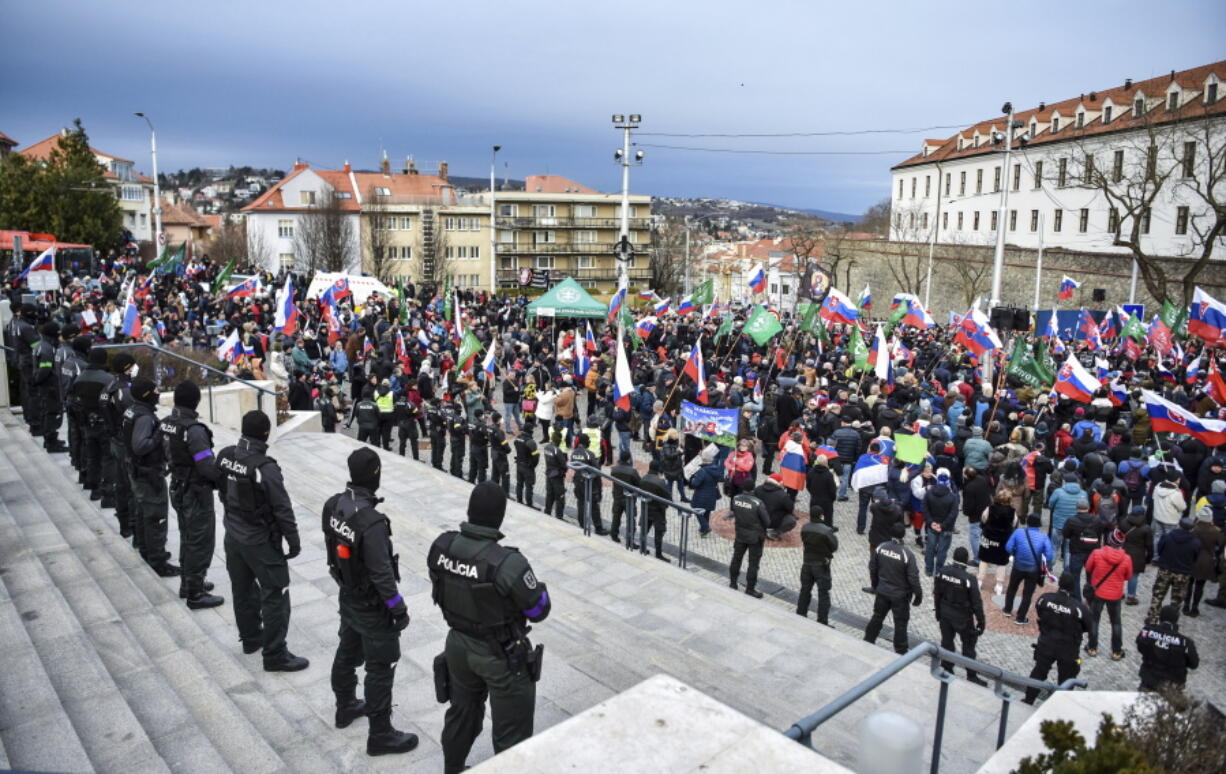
[[1122, 303, 1144, 320], [157, 231, 167, 246]]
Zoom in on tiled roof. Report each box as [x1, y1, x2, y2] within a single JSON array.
[[242, 163, 454, 213], [18, 132, 134, 164], [894, 60, 1226, 170], [160, 199, 211, 228], [523, 175, 599, 194], [0, 131, 16, 147]]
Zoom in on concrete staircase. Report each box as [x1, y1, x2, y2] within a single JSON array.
[[0, 408, 1032, 773]]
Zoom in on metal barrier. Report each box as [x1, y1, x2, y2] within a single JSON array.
[[94, 342, 278, 424], [782, 641, 1087, 773], [566, 460, 701, 569]]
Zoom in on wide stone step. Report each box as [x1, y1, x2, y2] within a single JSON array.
[[1, 420, 376, 774]]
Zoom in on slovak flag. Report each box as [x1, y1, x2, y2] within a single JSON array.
[[747, 264, 767, 294], [871, 324, 893, 391], [15, 247, 55, 281], [133, 273, 155, 301], [1156, 359, 1177, 384], [417, 328, 431, 350], [1108, 378, 1129, 407], [121, 297, 142, 338], [1094, 357, 1110, 381], [322, 296, 342, 345], [683, 335, 707, 404], [326, 276, 351, 303], [1042, 310, 1060, 340], [273, 276, 298, 336], [613, 333, 634, 410], [1078, 308, 1102, 349], [676, 295, 696, 315], [215, 329, 243, 363], [1058, 276, 1080, 300], [482, 341, 497, 378], [607, 287, 627, 323], [954, 307, 1003, 358], [637, 288, 656, 301], [1185, 356, 1201, 384], [362, 337, 374, 358], [573, 329, 590, 378], [396, 331, 411, 368], [634, 316, 657, 339], [1142, 389, 1226, 446], [584, 322, 597, 353], [1189, 287, 1226, 344], [858, 284, 872, 311], [653, 296, 671, 316], [819, 288, 859, 325], [901, 298, 935, 329], [225, 276, 260, 299], [1054, 354, 1102, 402], [1100, 308, 1120, 340], [1207, 358, 1226, 404]]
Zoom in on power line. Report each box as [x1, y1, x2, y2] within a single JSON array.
[[637, 143, 915, 156], [636, 123, 977, 139]]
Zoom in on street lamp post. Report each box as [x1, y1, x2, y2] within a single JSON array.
[[490, 145, 500, 294], [989, 103, 1021, 309], [612, 114, 643, 293], [133, 112, 162, 251]]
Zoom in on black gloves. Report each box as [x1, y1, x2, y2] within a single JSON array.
[[975, 621, 986, 636], [392, 611, 410, 631], [285, 539, 301, 559], [912, 593, 923, 607]]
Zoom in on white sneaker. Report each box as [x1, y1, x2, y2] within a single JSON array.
[[994, 583, 1003, 596]]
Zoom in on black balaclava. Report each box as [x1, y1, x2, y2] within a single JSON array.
[[348, 447, 382, 491], [467, 481, 507, 529], [242, 410, 271, 442], [131, 377, 157, 405], [174, 381, 201, 410]]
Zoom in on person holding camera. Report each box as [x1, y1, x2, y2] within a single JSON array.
[[323, 448, 418, 756]]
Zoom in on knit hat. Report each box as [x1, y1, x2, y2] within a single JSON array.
[[173, 381, 201, 410], [131, 377, 157, 405], [467, 481, 507, 529], [1058, 571, 1075, 592], [41, 322, 60, 338], [952, 546, 969, 564], [1107, 528, 1125, 547], [1159, 605, 1180, 624], [1178, 516, 1195, 530], [970, 426, 983, 438], [1026, 513, 1042, 527], [936, 467, 951, 486], [1074, 407, 1085, 417], [1213, 480, 1226, 494], [112, 352, 135, 374], [1196, 505, 1213, 523], [71, 335, 92, 356], [88, 348, 108, 368], [241, 410, 271, 442], [1076, 498, 1090, 511], [347, 447, 382, 491], [890, 522, 906, 539]]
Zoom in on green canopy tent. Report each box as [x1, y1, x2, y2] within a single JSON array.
[[525, 277, 608, 320]]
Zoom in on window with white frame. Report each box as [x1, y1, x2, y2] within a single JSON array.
[[533, 204, 556, 218], [374, 187, 390, 197], [498, 229, 514, 243], [576, 256, 594, 269], [574, 204, 597, 218], [532, 231, 555, 244], [534, 256, 554, 269], [498, 204, 517, 217], [277, 219, 294, 238], [396, 246, 412, 260], [574, 230, 597, 244], [278, 253, 294, 268], [300, 190, 316, 205]]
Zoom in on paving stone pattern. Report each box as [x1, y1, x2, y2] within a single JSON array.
[[2, 408, 1034, 773]]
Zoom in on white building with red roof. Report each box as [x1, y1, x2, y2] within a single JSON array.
[[890, 60, 1226, 261]]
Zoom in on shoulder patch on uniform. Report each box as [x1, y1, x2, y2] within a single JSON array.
[[522, 569, 538, 589]]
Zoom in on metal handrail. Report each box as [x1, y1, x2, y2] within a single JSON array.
[[782, 641, 1087, 772], [567, 461, 701, 568]]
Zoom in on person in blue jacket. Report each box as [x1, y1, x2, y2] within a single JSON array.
[[688, 446, 725, 537], [1003, 513, 1055, 625], [1047, 473, 1086, 568]]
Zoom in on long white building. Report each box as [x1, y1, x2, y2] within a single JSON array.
[[890, 60, 1225, 259]]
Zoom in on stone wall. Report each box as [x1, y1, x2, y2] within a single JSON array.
[[826, 238, 1226, 316]]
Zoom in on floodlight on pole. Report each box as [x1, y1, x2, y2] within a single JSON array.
[[133, 112, 163, 248]]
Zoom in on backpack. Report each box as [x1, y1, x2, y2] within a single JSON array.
[[1123, 464, 1144, 494]]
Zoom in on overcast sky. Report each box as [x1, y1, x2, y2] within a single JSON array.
[[3, 0, 1223, 216]]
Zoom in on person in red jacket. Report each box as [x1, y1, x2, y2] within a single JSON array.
[[1083, 529, 1134, 660]]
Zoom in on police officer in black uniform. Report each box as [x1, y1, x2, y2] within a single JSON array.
[[729, 490, 770, 598], [609, 451, 641, 545], [315, 386, 339, 433], [448, 400, 468, 478], [1135, 605, 1199, 691], [428, 398, 448, 470], [797, 514, 838, 625], [429, 482, 551, 774], [569, 431, 608, 534], [33, 322, 69, 452], [123, 377, 178, 575], [101, 353, 137, 529], [323, 447, 419, 756], [488, 412, 511, 495], [467, 409, 490, 483], [864, 523, 922, 654], [349, 386, 380, 445], [56, 331, 88, 476], [542, 431, 567, 519], [68, 348, 114, 500], [393, 389, 420, 459], [216, 410, 309, 671], [933, 546, 987, 685], [638, 460, 671, 561], [11, 303, 41, 435], [513, 426, 539, 508], [161, 381, 224, 609], [1023, 572, 1091, 704]]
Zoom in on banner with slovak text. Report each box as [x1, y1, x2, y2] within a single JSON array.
[[680, 400, 739, 447]]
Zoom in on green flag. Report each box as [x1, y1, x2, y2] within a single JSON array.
[[1006, 337, 1052, 389], [849, 325, 869, 370], [691, 278, 714, 306], [154, 243, 186, 276], [147, 242, 173, 268], [1121, 312, 1148, 342], [457, 330, 483, 369], [1034, 339, 1057, 384], [618, 305, 640, 349], [813, 317, 831, 346], [743, 305, 783, 346], [213, 259, 235, 291], [796, 301, 819, 333], [1160, 300, 1188, 339], [715, 311, 734, 341], [885, 303, 907, 337]]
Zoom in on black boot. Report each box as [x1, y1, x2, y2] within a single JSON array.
[[367, 712, 419, 756], [152, 563, 182, 578], [179, 579, 215, 599], [186, 589, 225, 610], [745, 586, 764, 599], [264, 651, 309, 672], [334, 689, 368, 729]]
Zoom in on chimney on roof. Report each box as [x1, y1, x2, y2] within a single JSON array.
[[292, 159, 308, 171], [1124, 78, 1132, 90], [342, 161, 351, 173], [1170, 70, 1175, 81], [1038, 102, 1045, 111], [405, 156, 417, 175], [1089, 92, 1097, 101], [438, 161, 448, 181], [380, 151, 390, 176]]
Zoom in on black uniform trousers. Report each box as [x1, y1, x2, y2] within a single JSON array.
[[468, 447, 489, 483], [19, 365, 39, 434], [378, 416, 393, 450], [938, 619, 981, 680], [864, 594, 911, 654], [730, 539, 764, 589], [797, 560, 832, 623], [1024, 641, 1080, 703], [80, 421, 106, 490], [449, 439, 466, 478], [515, 467, 536, 507], [106, 437, 135, 539], [442, 629, 535, 774], [224, 536, 291, 660], [170, 480, 216, 592], [544, 476, 565, 519], [67, 411, 81, 468], [357, 423, 378, 446], [610, 498, 633, 544], [131, 466, 171, 567], [430, 433, 446, 469], [331, 598, 401, 719], [36, 383, 60, 448], [643, 511, 666, 556], [398, 423, 419, 459], [491, 456, 510, 494]]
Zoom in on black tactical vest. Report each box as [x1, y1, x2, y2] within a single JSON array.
[[160, 411, 211, 481], [70, 368, 113, 422], [428, 532, 519, 637], [323, 489, 393, 601], [216, 446, 272, 524], [122, 403, 165, 469]]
